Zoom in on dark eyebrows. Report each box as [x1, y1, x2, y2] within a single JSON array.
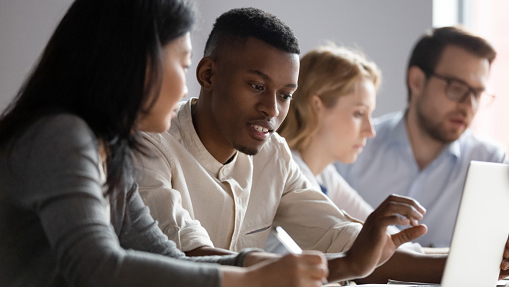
[[247, 69, 298, 89]]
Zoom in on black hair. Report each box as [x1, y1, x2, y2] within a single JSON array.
[[204, 7, 300, 58], [406, 26, 496, 102], [0, 0, 195, 197]]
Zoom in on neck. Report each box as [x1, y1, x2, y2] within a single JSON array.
[[192, 97, 236, 164], [298, 139, 333, 176], [405, 109, 445, 170]]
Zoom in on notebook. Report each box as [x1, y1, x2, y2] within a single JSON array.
[[387, 160, 509, 287]]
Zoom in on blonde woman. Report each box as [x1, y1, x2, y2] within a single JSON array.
[[278, 44, 423, 252]]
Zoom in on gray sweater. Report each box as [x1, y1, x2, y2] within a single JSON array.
[[0, 114, 247, 287]]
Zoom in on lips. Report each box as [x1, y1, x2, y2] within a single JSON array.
[[247, 121, 274, 141], [252, 124, 269, 133], [449, 117, 467, 128], [353, 143, 365, 152]]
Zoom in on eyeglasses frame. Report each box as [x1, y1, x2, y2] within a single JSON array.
[[422, 69, 495, 108]]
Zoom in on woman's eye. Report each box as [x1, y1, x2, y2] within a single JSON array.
[[354, 111, 364, 117]]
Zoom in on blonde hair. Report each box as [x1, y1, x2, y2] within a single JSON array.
[[278, 43, 381, 151]]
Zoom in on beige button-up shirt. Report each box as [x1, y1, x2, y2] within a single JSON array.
[[136, 98, 362, 253]]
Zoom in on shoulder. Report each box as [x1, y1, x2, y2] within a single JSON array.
[[34, 113, 93, 136], [372, 111, 403, 134], [360, 111, 405, 149], [252, 133, 295, 176], [459, 130, 507, 161], [17, 113, 97, 154], [138, 131, 185, 166], [4, 114, 102, 204], [259, 132, 293, 162], [168, 98, 194, 137]]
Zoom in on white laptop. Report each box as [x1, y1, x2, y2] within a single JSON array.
[[269, 161, 509, 287], [439, 160, 509, 287], [387, 160, 509, 287]]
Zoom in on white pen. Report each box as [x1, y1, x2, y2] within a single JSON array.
[[273, 226, 303, 254], [273, 226, 329, 285]]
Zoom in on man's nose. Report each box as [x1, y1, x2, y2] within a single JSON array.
[[259, 92, 279, 118]]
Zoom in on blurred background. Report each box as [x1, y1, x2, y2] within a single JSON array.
[[0, 0, 506, 152]]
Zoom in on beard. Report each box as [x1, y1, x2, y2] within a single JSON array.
[[415, 101, 467, 144]]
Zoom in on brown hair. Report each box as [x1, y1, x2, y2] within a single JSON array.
[[406, 25, 496, 102]]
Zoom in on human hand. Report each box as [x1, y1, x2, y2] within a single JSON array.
[[499, 234, 509, 280], [343, 194, 427, 278], [247, 251, 328, 287]]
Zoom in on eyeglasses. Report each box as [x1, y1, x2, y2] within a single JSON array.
[[425, 71, 495, 108]]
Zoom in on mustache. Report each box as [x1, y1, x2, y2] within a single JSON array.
[[447, 109, 468, 118]]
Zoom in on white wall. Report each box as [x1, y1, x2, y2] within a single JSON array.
[[0, 0, 73, 110], [0, 0, 432, 117]]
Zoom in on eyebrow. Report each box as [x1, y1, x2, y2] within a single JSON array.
[[247, 69, 298, 88]]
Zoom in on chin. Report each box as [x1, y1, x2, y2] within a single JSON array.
[[234, 143, 261, 156], [151, 123, 171, 133], [337, 155, 358, 164]]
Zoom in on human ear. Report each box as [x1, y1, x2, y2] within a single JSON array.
[[196, 56, 215, 90], [408, 66, 426, 102], [311, 95, 324, 112]]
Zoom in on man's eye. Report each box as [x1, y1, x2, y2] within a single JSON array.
[[354, 111, 364, 117], [251, 84, 264, 91], [281, 94, 293, 100]]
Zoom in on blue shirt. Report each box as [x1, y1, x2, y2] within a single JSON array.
[[335, 111, 508, 247]]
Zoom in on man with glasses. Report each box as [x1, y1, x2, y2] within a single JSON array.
[[336, 26, 508, 248]]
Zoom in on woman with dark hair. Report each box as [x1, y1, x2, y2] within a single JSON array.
[[0, 1, 327, 286]]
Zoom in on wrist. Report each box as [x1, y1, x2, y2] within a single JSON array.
[[243, 251, 281, 267], [327, 252, 369, 282], [235, 248, 266, 267], [221, 266, 255, 287]]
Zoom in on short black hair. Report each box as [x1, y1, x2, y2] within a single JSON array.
[[406, 26, 496, 102], [204, 7, 300, 57]]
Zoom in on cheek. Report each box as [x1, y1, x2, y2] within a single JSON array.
[[164, 70, 186, 107], [319, 114, 346, 144], [277, 104, 290, 126], [422, 85, 452, 113]]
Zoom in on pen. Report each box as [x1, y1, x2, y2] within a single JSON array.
[[273, 226, 329, 285]]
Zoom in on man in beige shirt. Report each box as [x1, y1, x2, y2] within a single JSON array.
[[139, 98, 362, 253], [136, 7, 509, 284]]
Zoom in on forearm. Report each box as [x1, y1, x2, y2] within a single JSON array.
[[327, 254, 352, 282], [355, 249, 446, 284], [326, 253, 367, 282], [186, 246, 236, 257], [220, 266, 254, 287]]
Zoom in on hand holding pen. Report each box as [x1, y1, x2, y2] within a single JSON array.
[[273, 226, 329, 285]]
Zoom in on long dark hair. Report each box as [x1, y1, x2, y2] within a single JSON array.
[[0, 0, 194, 196]]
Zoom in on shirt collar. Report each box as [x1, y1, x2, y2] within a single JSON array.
[[178, 98, 239, 177], [387, 111, 461, 159], [444, 136, 461, 159]]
